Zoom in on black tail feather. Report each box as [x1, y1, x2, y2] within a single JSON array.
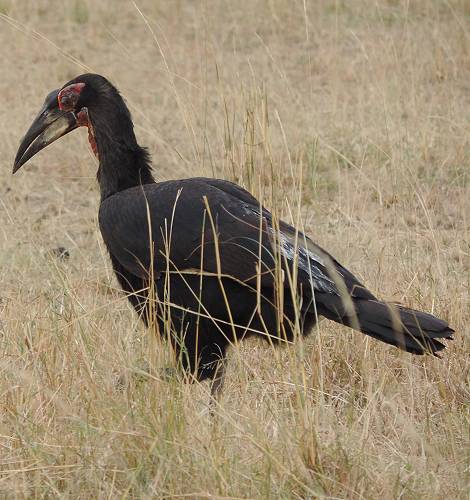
[[317, 295, 453, 355]]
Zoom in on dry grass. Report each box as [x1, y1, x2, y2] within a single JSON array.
[[0, 0, 469, 498]]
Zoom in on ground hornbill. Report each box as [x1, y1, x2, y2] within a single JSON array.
[[13, 74, 453, 395]]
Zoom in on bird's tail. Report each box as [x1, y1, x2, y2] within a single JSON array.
[[317, 296, 453, 355]]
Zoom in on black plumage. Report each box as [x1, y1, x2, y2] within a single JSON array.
[[13, 74, 454, 389]]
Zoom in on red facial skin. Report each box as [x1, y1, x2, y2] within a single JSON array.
[[57, 84, 98, 159], [57, 82, 86, 111], [76, 108, 98, 158]]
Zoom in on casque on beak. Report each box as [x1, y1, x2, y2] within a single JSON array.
[[13, 89, 79, 173]]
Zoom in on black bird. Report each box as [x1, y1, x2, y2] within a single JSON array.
[[13, 74, 453, 394]]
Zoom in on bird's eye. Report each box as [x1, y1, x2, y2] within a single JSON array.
[[58, 82, 86, 112]]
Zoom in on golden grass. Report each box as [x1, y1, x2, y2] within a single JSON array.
[[0, 0, 469, 497]]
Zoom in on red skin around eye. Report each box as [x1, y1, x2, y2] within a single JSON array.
[[57, 82, 86, 111], [58, 82, 97, 156]]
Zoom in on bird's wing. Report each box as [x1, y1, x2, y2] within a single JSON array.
[[99, 178, 354, 296], [202, 178, 374, 299]]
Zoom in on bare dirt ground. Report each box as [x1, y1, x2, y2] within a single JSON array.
[[0, 1, 469, 497]]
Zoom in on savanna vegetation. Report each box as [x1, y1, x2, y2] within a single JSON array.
[[0, 1, 468, 497]]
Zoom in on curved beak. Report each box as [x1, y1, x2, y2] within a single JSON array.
[[13, 89, 79, 173]]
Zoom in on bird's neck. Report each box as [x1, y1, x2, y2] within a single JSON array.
[[92, 115, 155, 200]]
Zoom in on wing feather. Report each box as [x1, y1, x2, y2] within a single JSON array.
[[99, 178, 350, 297]]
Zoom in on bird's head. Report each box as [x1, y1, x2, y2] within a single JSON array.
[[13, 73, 130, 173]]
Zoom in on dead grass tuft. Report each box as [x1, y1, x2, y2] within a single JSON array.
[[0, 1, 468, 497]]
